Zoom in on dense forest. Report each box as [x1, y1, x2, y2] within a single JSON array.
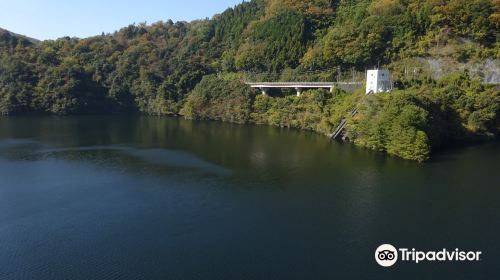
[[0, 0, 499, 161]]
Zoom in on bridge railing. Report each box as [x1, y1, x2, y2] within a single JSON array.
[[246, 82, 357, 85], [241, 68, 366, 84]]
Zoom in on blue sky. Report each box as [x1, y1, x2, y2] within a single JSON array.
[[0, 0, 244, 40]]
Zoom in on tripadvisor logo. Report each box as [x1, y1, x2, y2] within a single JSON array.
[[375, 244, 482, 267], [375, 244, 398, 267]]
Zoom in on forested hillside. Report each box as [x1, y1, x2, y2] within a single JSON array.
[[0, 0, 499, 161], [0, 28, 40, 45]]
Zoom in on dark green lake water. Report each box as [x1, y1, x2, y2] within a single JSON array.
[[0, 116, 499, 279]]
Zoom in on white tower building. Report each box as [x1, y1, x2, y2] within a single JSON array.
[[366, 69, 392, 94]]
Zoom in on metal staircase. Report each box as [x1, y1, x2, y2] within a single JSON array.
[[330, 108, 358, 139], [330, 91, 373, 140]]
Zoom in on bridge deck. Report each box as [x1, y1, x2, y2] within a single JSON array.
[[245, 82, 363, 95], [246, 82, 361, 88]]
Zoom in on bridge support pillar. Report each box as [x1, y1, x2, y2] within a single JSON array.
[[295, 87, 302, 97], [329, 86, 334, 93], [260, 88, 268, 96]]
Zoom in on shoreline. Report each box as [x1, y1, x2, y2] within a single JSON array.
[[2, 113, 498, 163]]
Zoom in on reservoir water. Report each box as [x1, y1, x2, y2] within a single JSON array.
[[0, 116, 499, 279]]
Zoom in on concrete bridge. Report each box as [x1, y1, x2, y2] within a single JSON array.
[[245, 82, 363, 96]]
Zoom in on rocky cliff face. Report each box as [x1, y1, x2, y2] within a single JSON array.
[[419, 58, 500, 84]]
